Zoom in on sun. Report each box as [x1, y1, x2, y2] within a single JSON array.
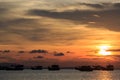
[[98, 45, 111, 56]]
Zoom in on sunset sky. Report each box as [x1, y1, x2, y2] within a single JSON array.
[[0, 0, 120, 68]]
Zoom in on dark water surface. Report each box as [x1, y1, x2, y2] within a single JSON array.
[[0, 69, 120, 80]]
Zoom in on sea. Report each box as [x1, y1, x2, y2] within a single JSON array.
[[0, 69, 120, 80]]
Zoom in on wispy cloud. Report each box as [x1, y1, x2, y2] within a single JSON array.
[[0, 0, 120, 47], [28, 3, 120, 31], [34, 56, 44, 59], [30, 49, 48, 54], [54, 52, 65, 56], [107, 49, 120, 52]]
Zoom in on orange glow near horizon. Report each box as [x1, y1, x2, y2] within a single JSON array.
[[98, 45, 112, 56]]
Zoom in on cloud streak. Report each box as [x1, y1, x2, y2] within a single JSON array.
[[54, 52, 65, 56], [107, 49, 120, 52], [28, 3, 120, 31]]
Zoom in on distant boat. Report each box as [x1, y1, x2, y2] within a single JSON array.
[[75, 66, 93, 71], [106, 65, 114, 71], [93, 65, 106, 70], [31, 66, 43, 70], [93, 65, 114, 71], [6, 65, 24, 71], [0, 66, 6, 70], [48, 65, 60, 71]]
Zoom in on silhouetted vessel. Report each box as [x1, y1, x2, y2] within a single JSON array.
[[48, 65, 60, 71], [31, 66, 43, 70], [93, 65, 106, 70], [6, 64, 24, 70], [106, 65, 114, 71], [75, 66, 93, 71], [0, 66, 6, 70], [93, 65, 114, 71]]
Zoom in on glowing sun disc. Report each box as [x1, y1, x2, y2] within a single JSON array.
[[99, 50, 111, 55], [98, 45, 111, 56]]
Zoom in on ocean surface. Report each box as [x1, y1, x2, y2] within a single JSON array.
[[0, 69, 120, 80]]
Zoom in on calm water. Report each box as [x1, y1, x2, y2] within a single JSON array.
[[0, 69, 120, 80]]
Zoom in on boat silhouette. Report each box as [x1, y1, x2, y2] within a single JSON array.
[[93, 65, 114, 71], [75, 66, 93, 71], [0, 66, 6, 70], [6, 64, 24, 71], [48, 65, 60, 71], [93, 65, 106, 70], [106, 65, 114, 71], [31, 66, 43, 70]]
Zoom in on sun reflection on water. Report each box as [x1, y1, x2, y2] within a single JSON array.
[[95, 71, 114, 80]]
